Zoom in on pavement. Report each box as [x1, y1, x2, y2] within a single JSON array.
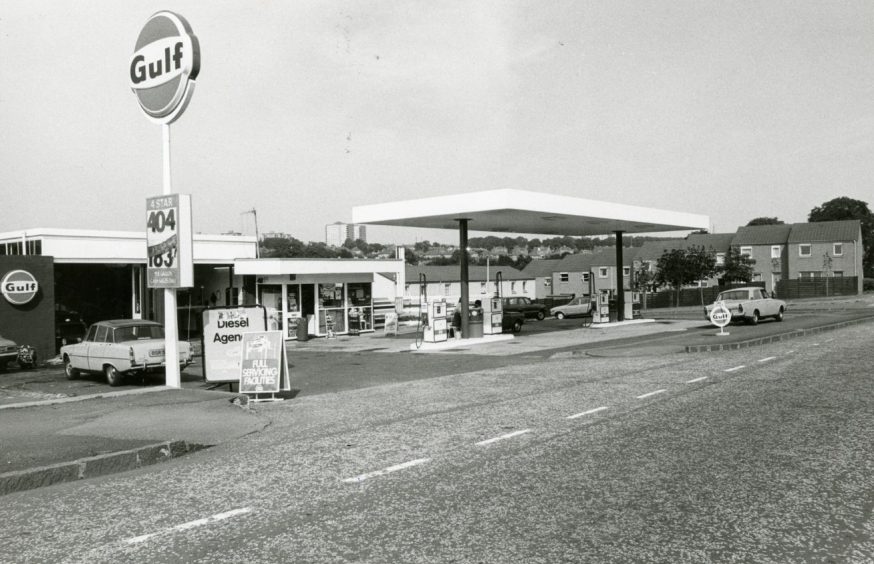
[[1, 293, 872, 497]]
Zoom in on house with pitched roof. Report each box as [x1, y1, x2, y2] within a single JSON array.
[[633, 233, 734, 288], [730, 224, 793, 293], [787, 220, 863, 294], [521, 259, 563, 299], [551, 248, 637, 299], [404, 265, 535, 305]]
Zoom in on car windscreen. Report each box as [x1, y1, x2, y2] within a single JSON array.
[[113, 325, 165, 342]]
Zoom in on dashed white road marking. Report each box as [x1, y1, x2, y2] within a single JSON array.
[[636, 389, 666, 400], [342, 458, 431, 483], [725, 365, 746, 372], [686, 376, 708, 384], [476, 429, 532, 446], [125, 507, 253, 545], [758, 357, 776, 363], [811, 343, 820, 346], [567, 406, 609, 420], [785, 350, 795, 354], [823, 338, 834, 343]]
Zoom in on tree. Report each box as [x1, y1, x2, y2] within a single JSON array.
[[808, 197, 874, 277], [631, 262, 657, 311], [746, 217, 784, 226], [720, 247, 756, 285], [654, 246, 716, 307]]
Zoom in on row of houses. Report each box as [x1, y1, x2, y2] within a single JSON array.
[[404, 220, 864, 304]]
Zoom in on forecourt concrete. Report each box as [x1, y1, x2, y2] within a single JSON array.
[[1, 295, 871, 496]]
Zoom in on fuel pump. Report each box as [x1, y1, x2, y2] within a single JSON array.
[[482, 271, 503, 335], [423, 298, 448, 343], [415, 274, 448, 347], [593, 289, 612, 323]]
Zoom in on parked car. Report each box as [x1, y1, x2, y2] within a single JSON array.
[[704, 287, 786, 325], [502, 310, 525, 333], [55, 310, 88, 352], [501, 297, 548, 320], [550, 296, 594, 320], [0, 334, 20, 370], [61, 319, 192, 386]]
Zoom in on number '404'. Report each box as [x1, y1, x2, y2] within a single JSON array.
[[148, 209, 177, 233]]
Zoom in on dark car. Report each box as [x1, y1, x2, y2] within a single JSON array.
[[502, 310, 525, 333], [55, 311, 88, 353], [501, 297, 548, 321]]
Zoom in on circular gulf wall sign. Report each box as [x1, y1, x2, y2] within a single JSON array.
[[129, 11, 200, 124], [1, 270, 39, 305]]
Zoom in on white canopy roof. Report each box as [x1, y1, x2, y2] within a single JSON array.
[[353, 189, 709, 236]]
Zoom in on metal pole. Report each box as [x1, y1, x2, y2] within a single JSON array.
[[458, 219, 469, 338], [163, 124, 181, 388]]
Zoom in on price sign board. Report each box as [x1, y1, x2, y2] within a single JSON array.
[[239, 331, 290, 394], [146, 194, 193, 288]]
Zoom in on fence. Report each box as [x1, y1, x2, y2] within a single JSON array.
[[775, 276, 859, 299], [642, 282, 765, 309]]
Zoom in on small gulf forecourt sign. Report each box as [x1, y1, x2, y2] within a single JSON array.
[[709, 302, 731, 337], [1, 270, 39, 305], [129, 11, 200, 124], [146, 194, 193, 288]]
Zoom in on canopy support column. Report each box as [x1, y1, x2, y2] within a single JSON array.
[[458, 219, 470, 338], [615, 231, 624, 322]]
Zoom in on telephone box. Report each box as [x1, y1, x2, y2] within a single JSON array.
[[423, 298, 448, 343], [482, 296, 503, 335]]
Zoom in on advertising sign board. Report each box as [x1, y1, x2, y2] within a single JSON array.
[[146, 194, 193, 288], [1, 270, 39, 305], [201, 306, 267, 383], [239, 331, 290, 395], [129, 11, 200, 124]]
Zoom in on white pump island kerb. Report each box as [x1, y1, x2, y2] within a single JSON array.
[[129, 12, 200, 388]]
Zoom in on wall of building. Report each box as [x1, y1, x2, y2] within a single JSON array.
[[0, 256, 55, 362]]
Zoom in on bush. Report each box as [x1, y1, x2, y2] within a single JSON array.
[[864, 278, 874, 292]]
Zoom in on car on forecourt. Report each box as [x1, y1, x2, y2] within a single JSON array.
[[704, 287, 786, 325], [550, 296, 594, 319], [0, 334, 21, 369], [501, 297, 548, 320], [61, 319, 192, 386]]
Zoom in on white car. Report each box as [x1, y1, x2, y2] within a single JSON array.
[[61, 319, 192, 386], [704, 287, 786, 325], [550, 296, 594, 320]]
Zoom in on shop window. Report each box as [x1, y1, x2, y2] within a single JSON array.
[[798, 244, 811, 257], [771, 246, 781, 259], [833, 243, 843, 256], [740, 246, 752, 257]]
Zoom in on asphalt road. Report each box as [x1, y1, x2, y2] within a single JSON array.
[[0, 321, 871, 562]]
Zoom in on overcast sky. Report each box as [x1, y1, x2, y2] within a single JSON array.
[[2, 1, 872, 245]]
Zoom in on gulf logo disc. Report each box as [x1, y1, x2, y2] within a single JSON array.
[[129, 11, 200, 124], [1, 270, 39, 305]]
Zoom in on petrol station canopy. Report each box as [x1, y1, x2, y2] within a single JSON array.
[[352, 189, 709, 236]]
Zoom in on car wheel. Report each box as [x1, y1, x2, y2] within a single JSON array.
[[512, 320, 523, 333], [775, 308, 784, 322], [535, 311, 545, 321], [104, 364, 124, 387], [555, 312, 565, 320], [749, 311, 759, 325], [64, 357, 79, 380]]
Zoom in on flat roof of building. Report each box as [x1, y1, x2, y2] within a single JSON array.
[[353, 189, 709, 236]]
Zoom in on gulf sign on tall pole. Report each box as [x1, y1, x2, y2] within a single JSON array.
[[130, 11, 200, 389]]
